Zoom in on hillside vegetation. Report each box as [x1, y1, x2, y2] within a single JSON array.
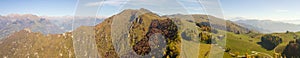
[[0, 8, 299, 58]]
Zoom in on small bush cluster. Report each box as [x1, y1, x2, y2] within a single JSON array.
[[260, 34, 282, 50], [199, 32, 215, 44]]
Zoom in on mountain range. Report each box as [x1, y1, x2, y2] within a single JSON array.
[[233, 19, 300, 33], [0, 14, 103, 39], [0, 8, 299, 58]]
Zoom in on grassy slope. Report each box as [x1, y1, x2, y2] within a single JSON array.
[[192, 29, 274, 57], [174, 16, 272, 57], [225, 32, 273, 55], [221, 31, 300, 57], [273, 32, 300, 53]]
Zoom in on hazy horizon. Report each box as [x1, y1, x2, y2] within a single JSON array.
[[1, 0, 300, 24]]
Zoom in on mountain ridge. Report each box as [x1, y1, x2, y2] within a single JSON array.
[[0, 14, 104, 39], [234, 19, 300, 33]]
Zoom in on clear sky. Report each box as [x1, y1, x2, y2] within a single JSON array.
[[221, 0, 300, 24], [0, 0, 77, 16], [0, 0, 299, 24]]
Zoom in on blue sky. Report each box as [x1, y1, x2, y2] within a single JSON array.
[[0, 0, 300, 24], [221, 0, 300, 22], [0, 0, 77, 16], [82, 0, 207, 17]]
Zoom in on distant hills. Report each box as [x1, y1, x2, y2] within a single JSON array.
[[0, 14, 103, 39], [233, 19, 300, 33]]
